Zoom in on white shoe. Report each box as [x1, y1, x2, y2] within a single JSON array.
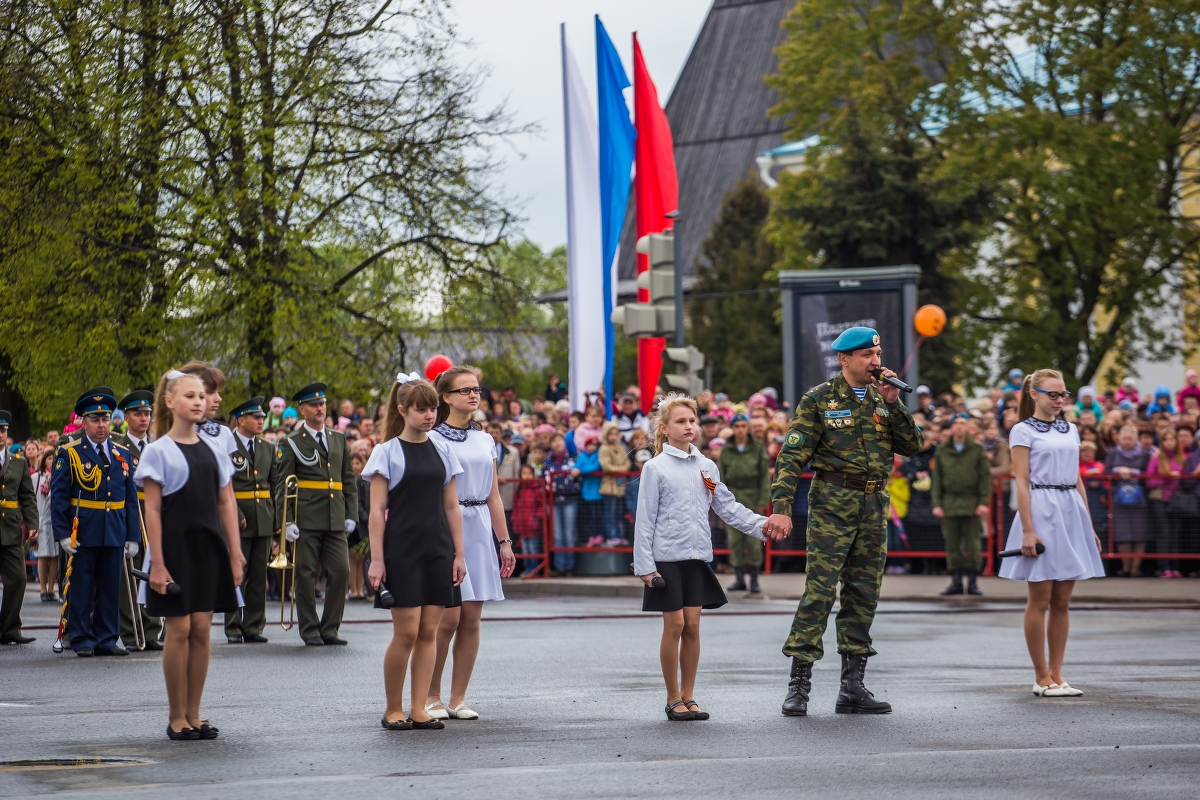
[[448, 703, 479, 720], [1032, 683, 1052, 696], [1044, 683, 1083, 697], [424, 701, 450, 720]]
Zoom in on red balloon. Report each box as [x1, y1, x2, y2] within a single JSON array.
[[424, 354, 454, 381]]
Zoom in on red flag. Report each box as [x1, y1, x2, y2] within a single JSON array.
[[633, 32, 678, 415]]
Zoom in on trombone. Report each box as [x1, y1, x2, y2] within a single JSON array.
[[120, 496, 153, 651], [268, 475, 299, 631]]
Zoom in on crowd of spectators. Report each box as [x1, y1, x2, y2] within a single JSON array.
[[10, 366, 1200, 586]]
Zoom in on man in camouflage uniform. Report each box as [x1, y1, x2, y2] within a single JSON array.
[[764, 326, 923, 716]]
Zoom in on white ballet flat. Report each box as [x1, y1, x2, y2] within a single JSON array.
[[1032, 683, 1052, 696], [1044, 683, 1083, 697], [424, 701, 450, 720], [448, 703, 479, 720]]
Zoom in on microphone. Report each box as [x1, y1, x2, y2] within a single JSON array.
[[651, 576, 666, 589], [870, 368, 913, 394], [376, 584, 396, 608], [998, 543, 1045, 558], [129, 568, 182, 595]]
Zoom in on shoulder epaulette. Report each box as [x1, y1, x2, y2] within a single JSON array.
[[60, 439, 81, 449]]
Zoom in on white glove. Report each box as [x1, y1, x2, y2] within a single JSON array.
[[125, 541, 139, 559], [285, 523, 300, 542], [344, 518, 357, 534], [59, 539, 76, 555]]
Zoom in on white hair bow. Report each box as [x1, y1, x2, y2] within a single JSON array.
[[396, 371, 422, 384], [166, 370, 185, 380]]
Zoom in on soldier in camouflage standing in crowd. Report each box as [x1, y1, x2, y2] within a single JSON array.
[[762, 326, 923, 716]]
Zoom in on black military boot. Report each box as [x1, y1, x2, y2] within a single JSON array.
[[727, 568, 747, 592], [966, 571, 983, 596], [835, 654, 892, 714], [940, 571, 964, 595], [748, 567, 761, 594], [781, 657, 812, 716]]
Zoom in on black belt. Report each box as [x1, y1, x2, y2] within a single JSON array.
[[460, 499, 488, 507], [1031, 484, 1075, 490], [816, 470, 884, 493]]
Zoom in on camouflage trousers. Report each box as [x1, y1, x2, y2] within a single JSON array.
[[782, 480, 887, 662]]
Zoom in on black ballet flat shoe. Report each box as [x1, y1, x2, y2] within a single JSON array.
[[197, 721, 219, 740], [665, 700, 694, 721], [322, 636, 348, 646], [143, 640, 164, 651], [381, 716, 412, 731], [407, 718, 445, 730], [304, 637, 325, 646], [0, 635, 36, 645], [166, 724, 199, 741], [683, 700, 709, 720], [226, 635, 244, 644]]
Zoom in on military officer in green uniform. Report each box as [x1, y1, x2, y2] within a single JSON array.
[[718, 413, 771, 594], [225, 397, 276, 644], [763, 326, 923, 716], [112, 389, 164, 650], [274, 383, 357, 646], [0, 411, 39, 645]]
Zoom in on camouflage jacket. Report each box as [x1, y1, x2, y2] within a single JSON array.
[[770, 373, 923, 515]]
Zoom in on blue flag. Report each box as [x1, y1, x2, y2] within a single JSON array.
[[595, 15, 636, 418]]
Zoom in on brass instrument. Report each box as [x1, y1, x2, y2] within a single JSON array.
[[120, 495, 153, 651], [268, 475, 299, 630]]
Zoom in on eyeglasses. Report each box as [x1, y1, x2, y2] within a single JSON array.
[[1033, 388, 1072, 401], [447, 387, 483, 397]]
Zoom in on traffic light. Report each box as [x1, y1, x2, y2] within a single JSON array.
[[610, 231, 675, 337], [662, 345, 705, 395]]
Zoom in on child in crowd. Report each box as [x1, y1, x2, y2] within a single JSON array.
[[576, 435, 603, 546], [633, 393, 767, 722], [545, 433, 580, 575], [527, 444, 547, 476], [511, 464, 545, 574], [598, 422, 631, 545]]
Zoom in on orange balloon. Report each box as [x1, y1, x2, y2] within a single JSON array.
[[914, 304, 947, 338], [424, 354, 454, 380]]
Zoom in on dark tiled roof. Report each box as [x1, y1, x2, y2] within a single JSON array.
[[617, 0, 792, 280]]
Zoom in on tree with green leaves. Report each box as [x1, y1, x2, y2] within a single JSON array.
[[690, 177, 782, 400]]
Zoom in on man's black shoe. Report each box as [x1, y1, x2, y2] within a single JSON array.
[[304, 637, 325, 646], [835, 653, 891, 714], [143, 640, 164, 651], [95, 646, 129, 657], [76, 647, 94, 657], [940, 571, 964, 596], [322, 636, 348, 646], [244, 634, 269, 643], [227, 635, 244, 644], [0, 635, 36, 645], [781, 657, 812, 716]]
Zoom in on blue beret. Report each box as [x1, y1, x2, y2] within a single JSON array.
[[831, 326, 881, 353]]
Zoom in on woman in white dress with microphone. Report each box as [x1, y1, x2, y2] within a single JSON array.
[[425, 366, 516, 720], [999, 368, 1105, 697]]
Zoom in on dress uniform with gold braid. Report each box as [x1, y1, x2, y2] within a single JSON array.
[[273, 383, 357, 645], [224, 397, 276, 644], [50, 389, 142, 656], [0, 411, 40, 644], [111, 389, 164, 650]]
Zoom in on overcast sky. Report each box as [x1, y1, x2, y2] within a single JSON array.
[[448, 0, 711, 249]]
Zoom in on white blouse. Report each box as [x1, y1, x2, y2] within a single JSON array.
[[134, 435, 234, 496], [362, 435, 463, 490], [633, 443, 767, 576]]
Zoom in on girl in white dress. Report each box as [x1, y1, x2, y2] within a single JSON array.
[[999, 369, 1105, 697], [426, 366, 516, 721]]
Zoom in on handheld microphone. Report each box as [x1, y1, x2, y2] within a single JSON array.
[[870, 368, 913, 394], [376, 584, 396, 608], [130, 568, 182, 595], [998, 543, 1045, 558], [651, 576, 666, 589]]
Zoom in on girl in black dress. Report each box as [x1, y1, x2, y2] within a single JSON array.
[[137, 370, 244, 741], [363, 373, 466, 730]]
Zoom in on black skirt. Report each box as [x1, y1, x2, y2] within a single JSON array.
[[374, 438, 462, 610], [146, 441, 239, 618], [642, 559, 727, 612]]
